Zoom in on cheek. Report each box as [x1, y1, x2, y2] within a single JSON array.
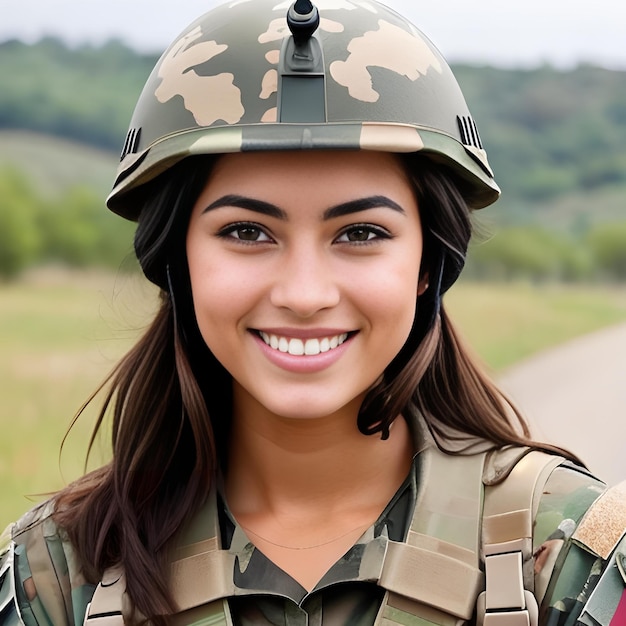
[[187, 252, 262, 343], [359, 255, 421, 337]]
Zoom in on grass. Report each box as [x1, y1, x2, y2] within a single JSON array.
[[446, 280, 626, 370], [0, 269, 157, 525], [1, 270, 625, 526]]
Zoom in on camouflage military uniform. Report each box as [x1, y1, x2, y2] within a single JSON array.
[[1, 434, 625, 626]]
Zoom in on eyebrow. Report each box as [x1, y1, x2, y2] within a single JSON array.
[[323, 196, 406, 219], [203, 195, 287, 219], [202, 194, 406, 220]]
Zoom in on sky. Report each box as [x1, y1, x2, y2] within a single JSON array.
[[2, 0, 626, 70]]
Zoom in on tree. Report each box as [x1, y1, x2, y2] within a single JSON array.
[[0, 168, 41, 279]]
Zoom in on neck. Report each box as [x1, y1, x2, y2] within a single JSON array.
[[225, 388, 414, 519]]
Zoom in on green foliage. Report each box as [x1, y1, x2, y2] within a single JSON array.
[[0, 39, 625, 208], [465, 226, 591, 282], [0, 38, 157, 151], [453, 64, 626, 205], [0, 169, 41, 279], [0, 166, 135, 279], [0, 39, 625, 281], [587, 222, 626, 279]]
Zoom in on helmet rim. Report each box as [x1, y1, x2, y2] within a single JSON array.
[[108, 121, 499, 219]]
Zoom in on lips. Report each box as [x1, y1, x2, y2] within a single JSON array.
[[258, 332, 350, 356]]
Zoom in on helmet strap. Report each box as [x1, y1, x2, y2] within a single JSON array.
[[166, 262, 189, 348]]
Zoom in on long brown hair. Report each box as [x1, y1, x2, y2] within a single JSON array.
[[55, 154, 573, 624]]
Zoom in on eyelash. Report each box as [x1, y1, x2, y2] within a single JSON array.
[[216, 222, 392, 245], [217, 222, 273, 244], [336, 223, 392, 244]]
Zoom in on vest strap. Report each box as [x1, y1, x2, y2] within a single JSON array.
[[83, 567, 125, 625], [380, 540, 482, 619], [477, 450, 563, 626], [375, 591, 464, 626], [376, 446, 486, 624]]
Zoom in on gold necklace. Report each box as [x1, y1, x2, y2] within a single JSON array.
[[241, 521, 371, 550]]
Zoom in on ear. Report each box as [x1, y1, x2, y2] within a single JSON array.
[[417, 272, 429, 296]]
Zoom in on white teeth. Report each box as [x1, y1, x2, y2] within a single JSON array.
[[304, 339, 319, 355], [259, 332, 349, 356], [288, 338, 305, 356]]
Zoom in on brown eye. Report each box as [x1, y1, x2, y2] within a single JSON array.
[[237, 227, 263, 241], [219, 222, 272, 243], [336, 224, 390, 244], [346, 228, 371, 242]]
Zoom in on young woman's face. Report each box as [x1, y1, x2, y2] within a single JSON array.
[[186, 150, 425, 422]]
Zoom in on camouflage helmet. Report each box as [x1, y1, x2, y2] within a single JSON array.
[[107, 0, 499, 219]]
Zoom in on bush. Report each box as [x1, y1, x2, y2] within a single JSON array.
[[465, 226, 591, 282], [0, 169, 41, 279], [0, 166, 136, 278], [587, 222, 626, 280]]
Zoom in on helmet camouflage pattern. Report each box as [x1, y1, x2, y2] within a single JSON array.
[[107, 0, 500, 219]]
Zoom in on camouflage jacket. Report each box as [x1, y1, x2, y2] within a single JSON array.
[[1, 443, 624, 626]]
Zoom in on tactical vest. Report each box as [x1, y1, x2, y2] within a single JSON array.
[[81, 446, 579, 626]]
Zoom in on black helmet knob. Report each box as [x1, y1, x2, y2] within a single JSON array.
[[287, 0, 320, 45]]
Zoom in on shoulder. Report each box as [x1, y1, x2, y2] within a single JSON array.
[[505, 453, 626, 625], [480, 447, 626, 624], [0, 501, 96, 626], [537, 469, 626, 625]]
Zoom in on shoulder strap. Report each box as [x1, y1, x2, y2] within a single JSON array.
[[6, 502, 88, 626], [376, 446, 566, 626], [477, 450, 564, 626], [376, 445, 486, 624], [83, 489, 234, 626]]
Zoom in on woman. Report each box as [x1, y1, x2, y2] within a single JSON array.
[[2, 1, 624, 625]]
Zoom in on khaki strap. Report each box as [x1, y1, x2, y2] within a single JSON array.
[[477, 451, 562, 626], [84, 618, 124, 626], [170, 550, 235, 612], [84, 561, 235, 625], [376, 446, 486, 624], [171, 599, 234, 626], [376, 591, 463, 626], [411, 450, 486, 554], [380, 540, 483, 620], [83, 567, 125, 625], [572, 479, 626, 559], [483, 451, 563, 538]]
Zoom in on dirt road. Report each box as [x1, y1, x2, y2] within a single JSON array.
[[499, 322, 626, 486]]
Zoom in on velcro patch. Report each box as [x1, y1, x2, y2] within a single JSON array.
[[573, 481, 626, 559]]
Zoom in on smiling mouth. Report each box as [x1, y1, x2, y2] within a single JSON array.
[[257, 332, 350, 356]]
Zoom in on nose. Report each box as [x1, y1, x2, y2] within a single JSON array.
[[269, 246, 340, 318]]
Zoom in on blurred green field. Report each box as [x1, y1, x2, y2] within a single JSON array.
[[2, 271, 626, 525]]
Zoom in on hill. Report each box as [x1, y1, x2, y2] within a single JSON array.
[[2, 129, 624, 237], [0, 130, 117, 198], [1, 37, 625, 227], [1, 39, 625, 282]]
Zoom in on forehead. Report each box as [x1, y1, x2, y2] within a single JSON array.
[[190, 150, 421, 225], [204, 150, 411, 195]]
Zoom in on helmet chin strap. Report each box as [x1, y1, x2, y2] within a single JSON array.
[[423, 253, 446, 331], [167, 262, 189, 348]]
